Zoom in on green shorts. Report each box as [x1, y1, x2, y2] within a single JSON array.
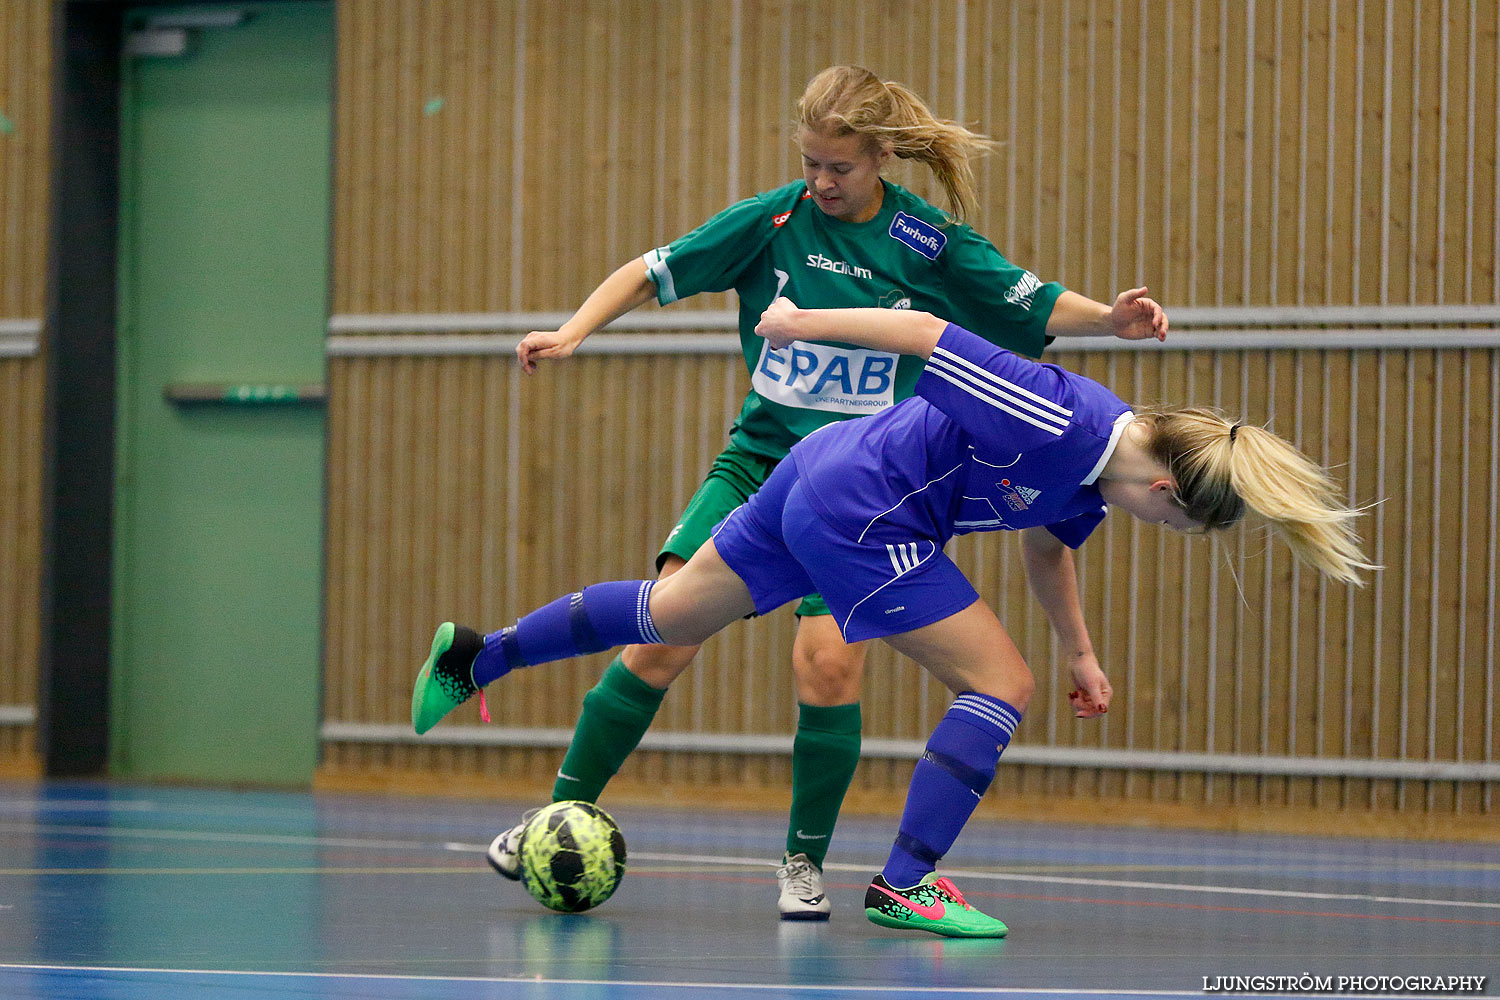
[[657, 442, 832, 618]]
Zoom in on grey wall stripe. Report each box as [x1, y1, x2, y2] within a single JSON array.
[[328, 326, 1500, 358], [320, 722, 1500, 783], [0, 320, 42, 358]]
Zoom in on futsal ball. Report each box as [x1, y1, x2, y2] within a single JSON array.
[[517, 800, 627, 913]]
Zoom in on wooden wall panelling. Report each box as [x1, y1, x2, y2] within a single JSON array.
[[323, 0, 1500, 821], [0, 0, 53, 769]]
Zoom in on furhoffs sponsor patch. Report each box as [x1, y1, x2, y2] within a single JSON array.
[[888, 211, 947, 260]]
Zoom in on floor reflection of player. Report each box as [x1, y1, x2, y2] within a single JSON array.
[[506, 915, 621, 980], [416, 303, 1372, 938]]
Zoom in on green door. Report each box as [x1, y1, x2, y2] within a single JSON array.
[[113, 3, 332, 784]]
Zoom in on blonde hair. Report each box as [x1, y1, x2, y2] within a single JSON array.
[[1138, 407, 1377, 586], [796, 65, 996, 223]]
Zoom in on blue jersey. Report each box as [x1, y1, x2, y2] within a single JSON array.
[[789, 323, 1134, 550]]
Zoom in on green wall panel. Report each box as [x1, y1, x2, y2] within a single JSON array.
[[112, 2, 333, 784]]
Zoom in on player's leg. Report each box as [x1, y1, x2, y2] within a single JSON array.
[[412, 542, 757, 736], [549, 557, 698, 806], [776, 609, 866, 920], [862, 599, 1032, 938], [484, 561, 699, 882], [485, 448, 777, 878], [549, 446, 776, 804], [781, 502, 1023, 938]]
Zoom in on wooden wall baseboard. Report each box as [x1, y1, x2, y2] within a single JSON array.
[[0, 752, 43, 780], [313, 764, 1500, 845]]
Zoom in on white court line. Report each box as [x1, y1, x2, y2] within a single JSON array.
[[0, 821, 440, 852], [609, 850, 1500, 914], [3, 818, 1495, 914], [0, 964, 1424, 998], [0, 800, 160, 812]]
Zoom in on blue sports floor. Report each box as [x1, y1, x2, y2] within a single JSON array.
[[1, 781, 1496, 999]]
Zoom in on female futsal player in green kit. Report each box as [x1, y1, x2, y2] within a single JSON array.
[[481, 65, 1168, 919]]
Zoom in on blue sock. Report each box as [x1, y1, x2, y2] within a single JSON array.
[[471, 580, 664, 686], [881, 692, 1022, 888]]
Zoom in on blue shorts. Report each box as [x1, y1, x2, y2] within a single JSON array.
[[710, 457, 979, 643]]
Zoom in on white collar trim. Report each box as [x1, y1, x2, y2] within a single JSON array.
[[1083, 411, 1135, 486]]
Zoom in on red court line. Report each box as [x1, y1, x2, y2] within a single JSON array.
[[625, 869, 1500, 928]]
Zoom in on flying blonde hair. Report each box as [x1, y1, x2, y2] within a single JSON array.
[[796, 65, 996, 223], [1137, 407, 1377, 586]]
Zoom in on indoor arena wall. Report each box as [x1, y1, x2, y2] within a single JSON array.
[[321, 0, 1500, 828], [0, 0, 53, 773]]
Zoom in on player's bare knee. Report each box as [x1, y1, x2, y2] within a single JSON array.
[[958, 662, 1034, 712], [995, 668, 1035, 712], [621, 642, 699, 689], [792, 642, 864, 705]]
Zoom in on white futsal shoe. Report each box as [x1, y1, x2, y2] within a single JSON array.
[[777, 852, 832, 921], [486, 811, 538, 881]]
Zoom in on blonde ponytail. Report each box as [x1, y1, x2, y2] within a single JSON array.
[[797, 65, 996, 223], [1139, 407, 1377, 586]]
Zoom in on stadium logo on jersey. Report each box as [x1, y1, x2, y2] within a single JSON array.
[[889, 211, 947, 260], [1004, 271, 1042, 309], [806, 253, 873, 280], [774, 190, 814, 228], [999, 478, 1041, 511], [880, 289, 913, 310], [752, 340, 898, 414]]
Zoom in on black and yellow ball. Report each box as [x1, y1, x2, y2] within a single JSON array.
[[517, 801, 627, 913]]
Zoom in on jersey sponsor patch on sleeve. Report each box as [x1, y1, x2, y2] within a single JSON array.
[[774, 190, 814, 228], [889, 211, 947, 260], [1003, 270, 1042, 309]]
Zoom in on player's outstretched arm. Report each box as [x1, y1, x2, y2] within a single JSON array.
[[754, 297, 947, 357], [516, 257, 658, 373], [1018, 528, 1111, 718], [1046, 287, 1168, 342]]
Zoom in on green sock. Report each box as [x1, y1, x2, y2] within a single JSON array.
[[787, 701, 862, 868], [552, 656, 667, 803]]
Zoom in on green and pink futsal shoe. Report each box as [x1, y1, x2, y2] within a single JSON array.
[[864, 872, 1009, 938], [411, 622, 485, 734]]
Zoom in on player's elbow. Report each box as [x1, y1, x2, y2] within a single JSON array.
[[914, 311, 949, 339]]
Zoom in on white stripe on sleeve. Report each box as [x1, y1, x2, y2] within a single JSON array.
[[924, 363, 1067, 436], [931, 345, 1072, 419], [644, 247, 678, 305]]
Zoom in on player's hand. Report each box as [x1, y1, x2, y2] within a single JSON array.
[[516, 329, 585, 373], [1108, 287, 1168, 342], [1066, 652, 1112, 718], [754, 297, 801, 350]]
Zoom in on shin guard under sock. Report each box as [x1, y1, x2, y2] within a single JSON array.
[[472, 580, 663, 687], [881, 692, 1021, 888]]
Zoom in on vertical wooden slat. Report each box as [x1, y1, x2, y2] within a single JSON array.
[[0, 0, 53, 769]]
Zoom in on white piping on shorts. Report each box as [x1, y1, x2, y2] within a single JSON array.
[[840, 539, 937, 638], [709, 504, 746, 542]]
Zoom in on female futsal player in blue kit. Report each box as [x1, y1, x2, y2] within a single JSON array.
[[412, 299, 1373, 938]]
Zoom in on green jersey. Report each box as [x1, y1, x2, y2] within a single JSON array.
[[644, 179, 1065, 461]]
